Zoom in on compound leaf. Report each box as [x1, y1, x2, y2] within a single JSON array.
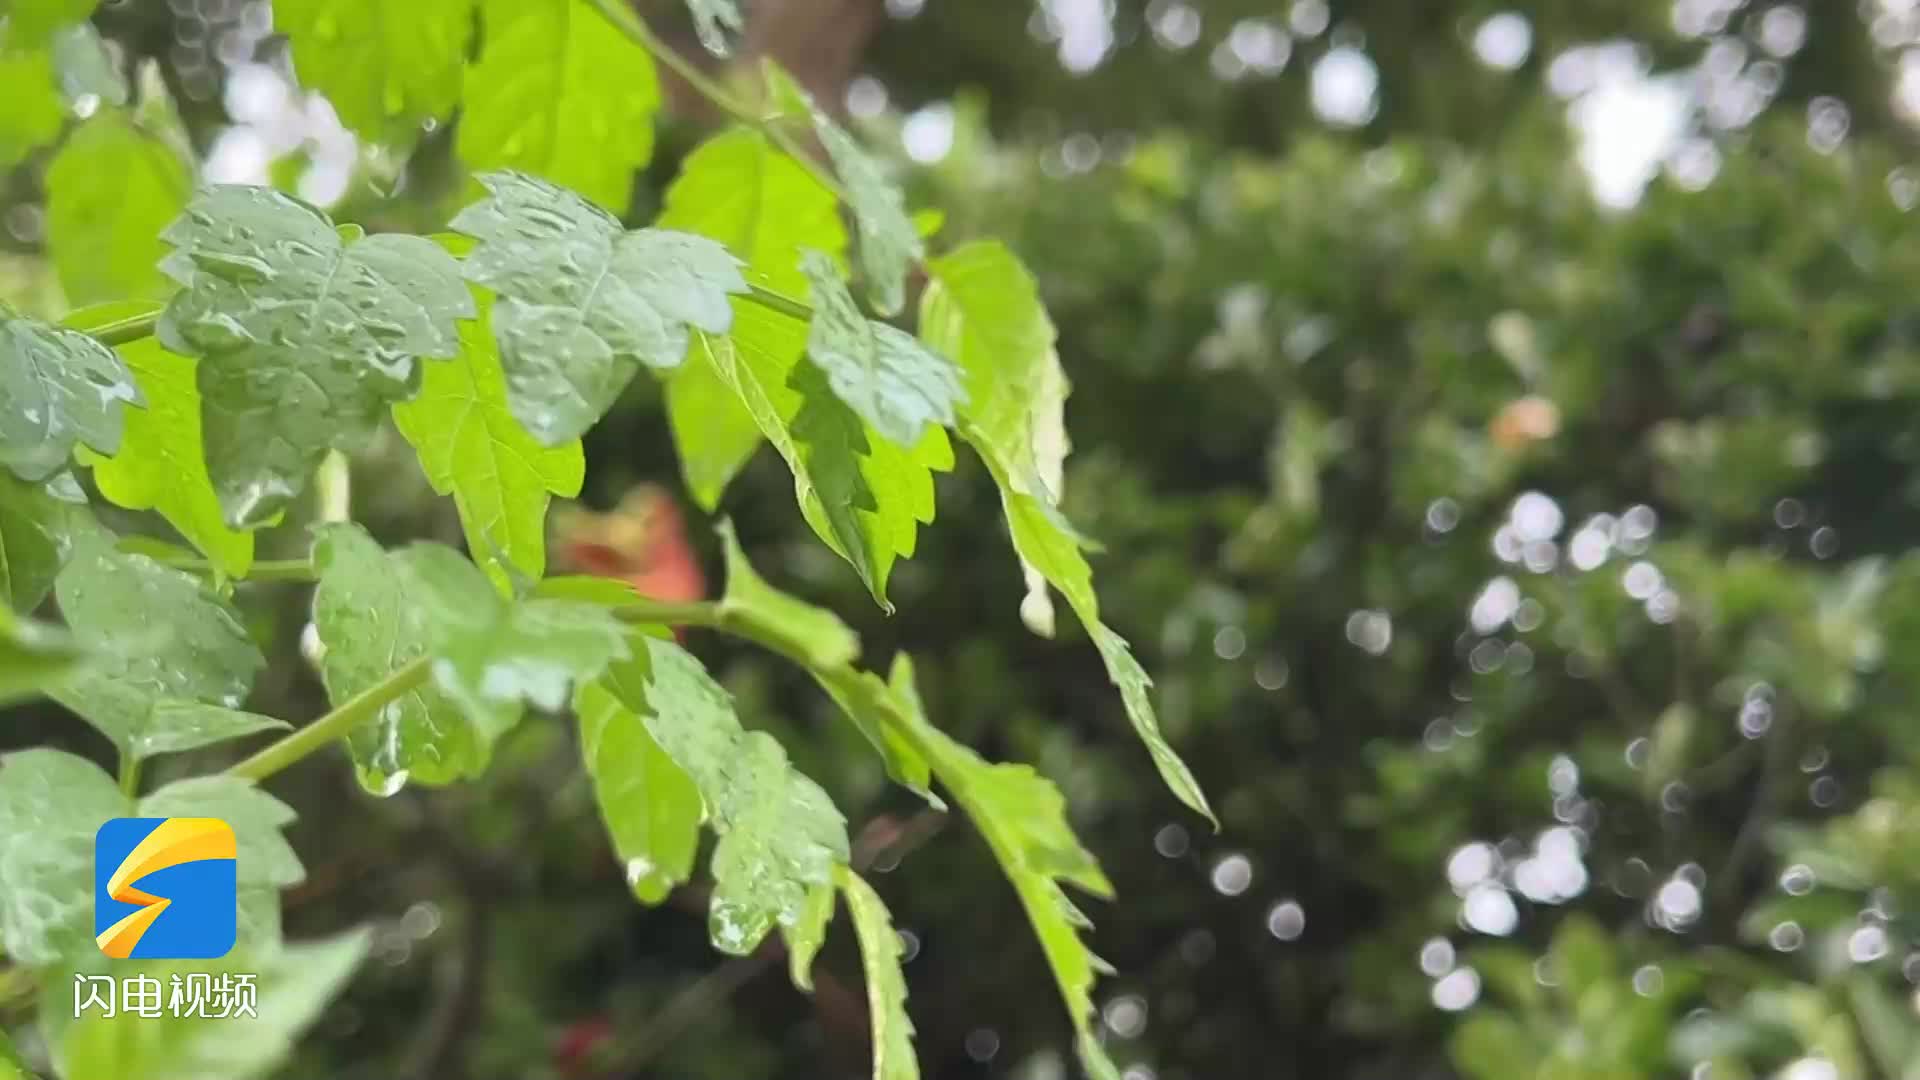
[[310, 523, 485, 792], [452, 170, 746, 445], [459, 0, 659, 211], [597, 634, 849, 956], [157, 186, 472, 527], [392, 288, 585, 589]]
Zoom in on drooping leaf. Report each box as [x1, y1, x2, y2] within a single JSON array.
[[694, 309, 951, 610], [452, 170, 747, 445], [65, 317, 254, 579], [393, 288, 585, 589], [459, 0, 659, 211], [50, 542, 268, 761], [44, 930, 370, 1080], [764, 64, 921, 315], [575, 677, 702, 904], [394, 541, 630, 735], [800, 251, 964, 448], [276, 0, 470, 144], [836, 866, 920, 1080], [597, 634, 849, 955], [157, 186, 472, 526], [0, 48, 63, 167], [310, 523, 485, 792], [0, 749, 122, 964], [658, 127, 847, 508], [784, 882, 834, 992], [716, 520, 934, 799], [0, 306, 142, 481], [683, 0, 744, 56], [0, 604, 84, 702], [0, 469, 90, 611], [886, 655, 1119, 1080], [44, 112, 188, 304], [995, 479, 1215, 826]]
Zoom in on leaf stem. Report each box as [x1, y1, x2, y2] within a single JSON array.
[[742, 282, 812, 323], [84, 310, 160, 346], [583, 0, 857, 207], [157, 556, 317, 582], [118, 752, 141, 799], [226, 657, 432, 782]]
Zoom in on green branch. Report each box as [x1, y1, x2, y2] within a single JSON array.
[[584, 0, 858, 208], [226, 657, 432, 782], [744, 282, 813, 323]]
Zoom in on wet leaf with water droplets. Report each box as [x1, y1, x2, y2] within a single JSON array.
[[800, 252, 964, 449], [392, 541, 630, 736], [0, 307, 143, 482], [311, 523, 485, 792], [62, 304, 254, 579], [50, 541, 268, 762], [0, 468, 93, 612], [0, 749, 125, 964], [452, 171, 747, 445], [886, 655, 1119, 1080], [0, 604, 85, 705], [392, 288, 584, 591], [459, 0, 661, 211], [596, 634, 849, 956], [158, 186, 472, 527], [277, 0, 469, 143], [784, 882, 834, 992], [575, 677, 702, 904], [765, 65, 921, 316]]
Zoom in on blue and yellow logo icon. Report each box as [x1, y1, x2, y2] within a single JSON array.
[[93, 817, 237, 959]]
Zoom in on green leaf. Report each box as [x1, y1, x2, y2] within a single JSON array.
[[886, 655, 1119, 1080], [277, 0, 470, 143], [716, 520, 935, 799], [683, 0, 743, 55], [0, 749, 121, 964], [157, 185, 473, 527], [996, 482, 1215, 826], [836, 866, 920, 1080], [694, 311, 951, 610], [44, 930, 370, 1080], [0, 604, 84, 702], [44, 112, 188, 305], [920, 242, 1073, 634], [394, 542, 630, 734], [459, 0, 659, 211], [576, 677, 702, 903], [0, 306, 142, 481], [4, 1, 101, 45], [49, 22, 125, 108], [393, 288, 585, 589], [76, 331, 255, 580], [765, 64, 921, 315], [784, 882, 834, 992], [452, 170, 748, 445], [658, 127, 847, 508], [51, 542, 267, 761], [800, 251, 965, 448], [138, 776, 305, 891], [597, 634, 850, 955], [0, 469, 89, 611], [0, 48, 63, 166], [310, 523, 485, 792]]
